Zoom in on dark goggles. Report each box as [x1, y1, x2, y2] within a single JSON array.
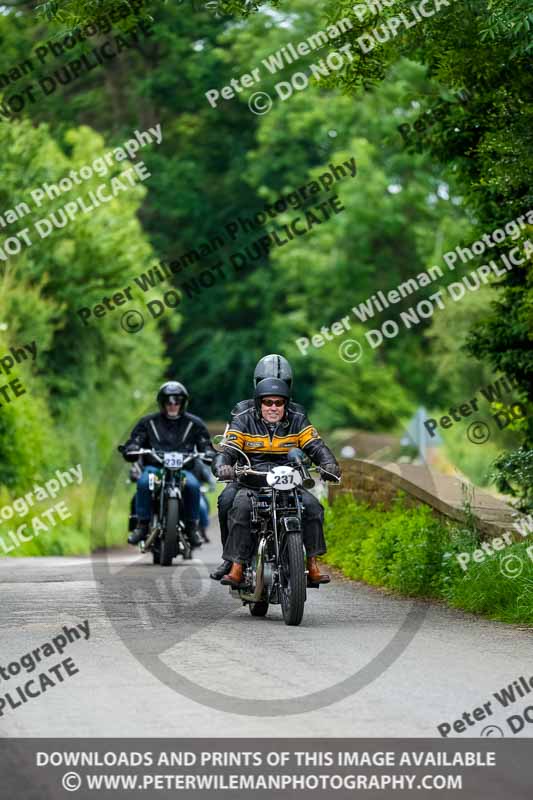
[[261, 398, 286, 407], [165, 395, 183, 406]]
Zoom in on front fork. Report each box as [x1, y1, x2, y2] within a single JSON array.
[[142, 470, 185, 550]]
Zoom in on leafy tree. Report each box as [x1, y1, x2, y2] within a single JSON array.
[[320, 0, 533, 486], [0, 118, 166, 479]]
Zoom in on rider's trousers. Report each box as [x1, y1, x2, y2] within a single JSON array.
[[222, 487, 326, 564], [217, 482, 239, 547], [136, 467, 201, 523]]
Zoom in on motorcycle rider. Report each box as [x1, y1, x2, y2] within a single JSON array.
[[213, 377, 341, 587], [121, 381, 216, 548], [127, 455, 214, 542], [210, 354, 306, 581]]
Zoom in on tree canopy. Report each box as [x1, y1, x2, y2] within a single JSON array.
[[0, 0, 530, 518]]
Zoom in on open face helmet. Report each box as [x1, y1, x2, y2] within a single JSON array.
[[157, 381, 189, 417], [253, 377, 291, 415]]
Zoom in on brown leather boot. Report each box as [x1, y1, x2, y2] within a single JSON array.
[[307, 557, 330, 584], [220, 562, 244, 587]]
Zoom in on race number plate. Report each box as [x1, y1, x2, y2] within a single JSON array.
[[266, 466, 302, 490], [164, 452, 183, 469]]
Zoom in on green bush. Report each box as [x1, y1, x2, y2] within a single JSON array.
[[324, 493, 533, 625], [491, 446, 533, 513]]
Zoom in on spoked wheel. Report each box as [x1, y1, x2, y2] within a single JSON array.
[[249, 601, 269, 617], [160, 498, 178, 566], [280, 535, 306, 626]]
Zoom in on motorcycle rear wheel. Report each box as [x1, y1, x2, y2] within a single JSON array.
[[160, 498, 179, 566], [249, 601, 269, 617], [280, 535, 306, 626]]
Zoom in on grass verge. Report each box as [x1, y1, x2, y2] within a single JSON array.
[[323, 493, 533, 625]]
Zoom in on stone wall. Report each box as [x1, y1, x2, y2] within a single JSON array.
[[329, 459, 521, 539]]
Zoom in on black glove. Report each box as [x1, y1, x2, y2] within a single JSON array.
[[320, 462, 341, 481], [217, 464, 235, 480], [123, 444, 140, 463]]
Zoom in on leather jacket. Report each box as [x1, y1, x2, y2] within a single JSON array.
[[213, 404, 338, 487], [122, 411, 215, 466]]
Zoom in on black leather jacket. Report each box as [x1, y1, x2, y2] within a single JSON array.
[[213, 403, 338, 487], [122, 411, 215, 466]]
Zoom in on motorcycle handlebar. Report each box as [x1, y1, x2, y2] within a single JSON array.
[[230, 464, 333, 488], [122, 448, 201, 465], [318, 467, 341, 483]]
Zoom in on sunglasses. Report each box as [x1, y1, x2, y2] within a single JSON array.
[[165, 396, 182, 405], [261, 398, 286, 407]]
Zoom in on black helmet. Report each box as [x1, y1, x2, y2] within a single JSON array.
[[254, 354, 293, 390], [254, 377, 290, 414], [157, 381, 189, 415]]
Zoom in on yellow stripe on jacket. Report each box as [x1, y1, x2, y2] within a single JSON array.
[[224, 426, 320, 454]]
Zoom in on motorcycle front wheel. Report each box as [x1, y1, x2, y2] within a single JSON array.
[[160, 497, 179, 566], [280, 534, 306, 626]]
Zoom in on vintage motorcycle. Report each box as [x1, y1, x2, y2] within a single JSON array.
[[217, 443, 339, 626], [120, 447, 212, 566]]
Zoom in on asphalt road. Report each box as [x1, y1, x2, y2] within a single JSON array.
[[1, 520, 532, 738]]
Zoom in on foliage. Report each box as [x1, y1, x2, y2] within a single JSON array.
[[0, 117, 166, 547], [324, 493, 533, 624], [491, 447, 533, 513], [304, 335, 413, 432], [0, 479, 131, 556], [0, 0, 530, 553], [324, 0, 533, 498]]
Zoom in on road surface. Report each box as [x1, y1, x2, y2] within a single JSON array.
[[0, 521, 531, 738]]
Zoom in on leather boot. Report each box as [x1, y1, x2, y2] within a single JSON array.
[[220, 562, 244, 587], [128, 519, 149, 545], [307, 556, 330, 584], [210, 560, 232, 581]]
